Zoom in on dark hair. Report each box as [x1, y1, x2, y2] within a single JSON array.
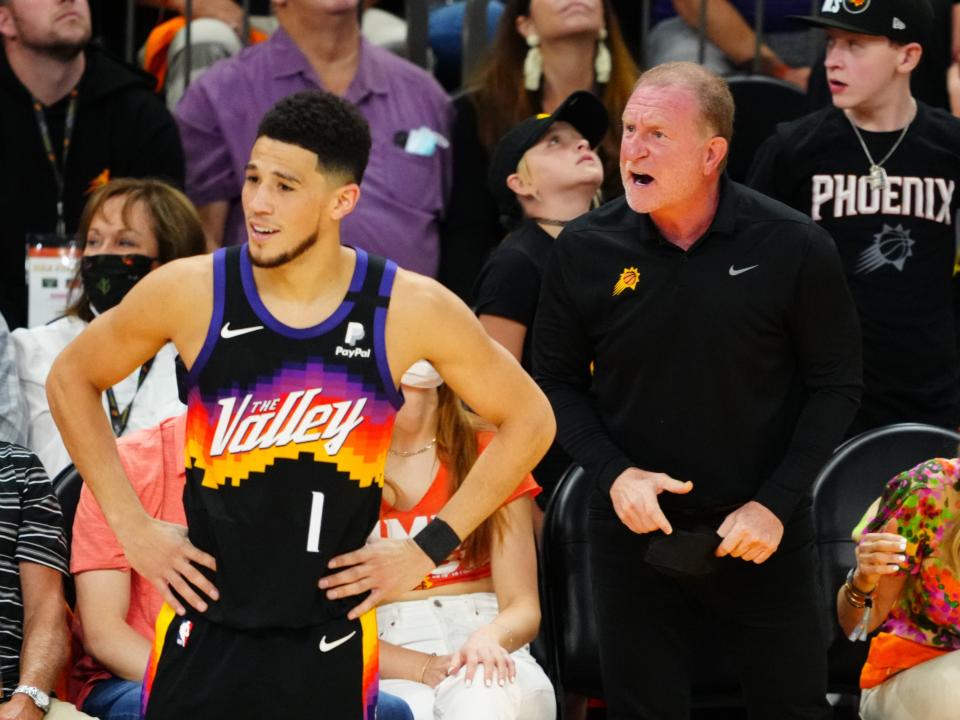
[[67, 178, 205, 321], [257, 91, 372, 184], [470, 0, 638, 200]]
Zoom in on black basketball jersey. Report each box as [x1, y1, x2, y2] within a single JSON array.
[[182, 245, 402, 629]]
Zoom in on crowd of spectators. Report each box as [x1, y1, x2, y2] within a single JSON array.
[[0, 0, 959, 718]]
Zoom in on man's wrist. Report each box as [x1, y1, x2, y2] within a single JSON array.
[[11, 685, 50, 713], [411, 518, 461, 567]]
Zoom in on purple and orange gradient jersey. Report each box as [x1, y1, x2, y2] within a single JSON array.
[[181, 245, 402, 630]]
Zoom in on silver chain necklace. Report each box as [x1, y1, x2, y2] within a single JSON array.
[[846, 103, 916, 191]]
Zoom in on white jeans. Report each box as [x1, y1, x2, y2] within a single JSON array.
[[859, 650, 960, 720], [377, 593, 556, 720]]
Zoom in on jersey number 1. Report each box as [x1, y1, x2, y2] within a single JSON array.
[[306, 491, 325, 553]]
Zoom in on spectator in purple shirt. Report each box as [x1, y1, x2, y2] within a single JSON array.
[[174, 0, 452, 277]]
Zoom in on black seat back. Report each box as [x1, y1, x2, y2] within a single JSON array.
[[726, 75, 808, 183], [812, 423, 960, 692], [52, 464, 83, 606]]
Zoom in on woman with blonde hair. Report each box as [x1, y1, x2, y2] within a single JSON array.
[[13, 178, 205, 478], [373, 361, 555, 720], [440, 0, 637, 300], [838, 458, 960, 720]]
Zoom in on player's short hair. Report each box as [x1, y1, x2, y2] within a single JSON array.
[[256, 91, 372, 185], [634, 62, 734, 169]]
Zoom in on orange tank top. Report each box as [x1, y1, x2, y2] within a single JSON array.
[[376, 432, 540, 590]]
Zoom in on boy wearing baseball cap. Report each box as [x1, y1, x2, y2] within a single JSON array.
[[474, 90, 607, 506], [748, 0, 960, 436]]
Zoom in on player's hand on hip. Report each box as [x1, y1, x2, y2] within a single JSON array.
[[320, 539, 434, 620], [715, 501, 784, 563], [609, 468, 693, 535], [122, 517, 218, 615]]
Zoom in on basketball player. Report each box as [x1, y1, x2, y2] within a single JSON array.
[[46, 91, 555, 719], [748, 0, 960, 436]]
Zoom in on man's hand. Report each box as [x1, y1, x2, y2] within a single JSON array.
[[715, 501, 783, 563], [0, 694, 43, 720], [320, 539, 435, 620], [120, 518, 218, 615], [609, 468, 693, 535], [779, 66, 811, 91]]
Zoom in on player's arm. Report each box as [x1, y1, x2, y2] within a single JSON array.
[[46, 257, 218, 614], [321, 273, 555, 618]]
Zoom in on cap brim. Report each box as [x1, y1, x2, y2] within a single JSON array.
[[787, 13, 887, 37], [549, 91, 610, 148]]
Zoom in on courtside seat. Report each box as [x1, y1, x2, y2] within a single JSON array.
[[52, 463, 83, 607], [725, 75, 807, 183], [541, 464, 742, 717], [811, 423, 960, 702]]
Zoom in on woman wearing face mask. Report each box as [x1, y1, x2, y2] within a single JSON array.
[[439, 0, 637, 301], [12, 178, 205, 479], [374, 361, 555, 720]]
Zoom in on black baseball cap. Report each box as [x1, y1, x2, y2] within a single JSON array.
[[791, 0, 933, 45], [488, 90, 609, 215]]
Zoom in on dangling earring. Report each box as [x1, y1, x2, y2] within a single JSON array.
[[524, 34, 543, 92], [595, 28, 611, 84]]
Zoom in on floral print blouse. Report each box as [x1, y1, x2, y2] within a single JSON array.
[[853, 458, 960, 650]]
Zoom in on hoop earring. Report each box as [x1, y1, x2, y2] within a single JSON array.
[[524, 34, 543, 92], [595, 28, 611, 84]]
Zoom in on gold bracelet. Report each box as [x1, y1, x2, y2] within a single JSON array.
[[417, 653, 436, 684]]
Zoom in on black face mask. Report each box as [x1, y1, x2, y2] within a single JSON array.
[[81, 254, 156, 314]]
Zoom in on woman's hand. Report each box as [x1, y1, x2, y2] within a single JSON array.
[[855, 519, 908, 591], [448, 626, 516, 688], [420, 653, 453, 688]]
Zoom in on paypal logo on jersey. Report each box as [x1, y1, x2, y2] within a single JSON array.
[[336, 321, 371, 358]]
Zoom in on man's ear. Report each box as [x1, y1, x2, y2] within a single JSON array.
[[703, 137, 728, 176], [330, 183, 361, 221], [898, 42, 923, 75], [0, 7, 17, 41]]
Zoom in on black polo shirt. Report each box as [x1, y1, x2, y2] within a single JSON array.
[[533, 178, 862, 525]]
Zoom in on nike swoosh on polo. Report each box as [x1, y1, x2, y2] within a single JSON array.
[[220, 322, 264, 339], [728, 264, 759, 277], [318, 630, 357, 653]]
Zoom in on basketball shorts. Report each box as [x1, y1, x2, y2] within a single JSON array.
[[142, 604, 378, 719]]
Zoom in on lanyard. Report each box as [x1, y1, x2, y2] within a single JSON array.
[[31, 88, 79, 240], [104, 358, 154, 437]]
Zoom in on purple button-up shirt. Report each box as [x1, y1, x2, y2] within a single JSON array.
[[175, 29, 452, 276]]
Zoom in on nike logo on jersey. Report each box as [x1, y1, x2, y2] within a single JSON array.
[[210, 389, 367, 457], [728, 264, 758, 276], [318, 631, 356, 653], [811, 175, 955, 225], [221, 322, 264, 339]]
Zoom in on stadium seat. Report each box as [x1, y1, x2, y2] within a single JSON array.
[[811, 422, 960, 704], [52, 464, 83, 606], [541, 464, 742, 717], [725, 75, 807, 183]]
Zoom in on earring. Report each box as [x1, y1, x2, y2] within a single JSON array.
[[595, 28, 611, 84], [524, 34, 543, 92]]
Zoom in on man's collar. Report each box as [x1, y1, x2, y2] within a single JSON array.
[[639, 175, 737, 249], [270, 29, 387, 100]]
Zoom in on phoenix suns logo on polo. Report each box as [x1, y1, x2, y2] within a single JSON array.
[[613, 266, 640, 296]]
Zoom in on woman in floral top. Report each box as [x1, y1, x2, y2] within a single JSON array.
[[838, 458, 960, 719]]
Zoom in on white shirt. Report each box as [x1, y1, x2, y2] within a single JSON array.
[[12, 316, 185, 479]]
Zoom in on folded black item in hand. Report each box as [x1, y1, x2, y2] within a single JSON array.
[[642, 526, 723, 577]]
